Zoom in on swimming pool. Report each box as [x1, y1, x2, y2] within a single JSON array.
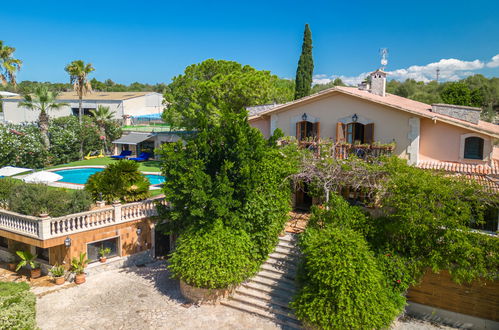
[[51, 168, 165, 185]]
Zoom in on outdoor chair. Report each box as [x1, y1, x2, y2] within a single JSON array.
[[110, 150, 132, 160], [129, 152, 151, 162]]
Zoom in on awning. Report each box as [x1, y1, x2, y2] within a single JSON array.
[[112, 133, 155, 145]]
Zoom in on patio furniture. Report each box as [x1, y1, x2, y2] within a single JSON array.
[[129, 152, 151, 162], [22, 171, 62, 183], [84, 150, 105, 160], [110, 150, 132, 160], [0, 166, 32, 177]]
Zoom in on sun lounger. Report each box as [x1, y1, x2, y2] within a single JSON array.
[[110, 150, 132, 160], [129, 152, 151, 162]]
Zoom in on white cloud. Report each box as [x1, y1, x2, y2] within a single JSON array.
[[486, 54, 499, 68], [314, 54, 498, 86], [387, 58, 484, 82]]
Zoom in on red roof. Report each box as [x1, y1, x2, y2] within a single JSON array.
[[257, 86, 499, 138], [417, 160, 499, 193], [417, 160, 499, 175]]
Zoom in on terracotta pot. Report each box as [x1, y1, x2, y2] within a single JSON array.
[[54, 276, 65, 285], [30, 268, 41, 279], [74, 273, 86, 284], [8, 263, 16, 271], [99, 257, 107, 263]]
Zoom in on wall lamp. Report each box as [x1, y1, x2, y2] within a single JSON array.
[[302, 113, 308, 121], [352, 114, 358, 123], [64, 236, 71, 248], [136, 227, 142, 236]]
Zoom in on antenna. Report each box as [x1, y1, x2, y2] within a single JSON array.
[[379, 48, 388, 70], [436, 67, 440, 82]]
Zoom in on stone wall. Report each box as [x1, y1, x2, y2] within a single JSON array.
[[432, 104, 481, 124], [179, 280, 234, 305]]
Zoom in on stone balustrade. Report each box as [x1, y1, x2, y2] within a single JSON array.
[[0, 196, 166, 240]]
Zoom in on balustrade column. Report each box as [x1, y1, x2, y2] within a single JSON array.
[[113, 201, 122, 222], [38, 214, 52, 239]]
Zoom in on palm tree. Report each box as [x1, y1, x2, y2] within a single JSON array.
[[64, 60, 94, 123], [0, 40, 23, 86], [90, 105, 115, 153], [19, 86, 68, 148]]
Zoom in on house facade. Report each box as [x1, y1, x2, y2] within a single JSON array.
[[249, 70, 499, 195], [1, 92, 163, 124]]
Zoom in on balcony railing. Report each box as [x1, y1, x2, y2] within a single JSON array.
[[298, 140, 395, 159], [0, 197, 167, 240]]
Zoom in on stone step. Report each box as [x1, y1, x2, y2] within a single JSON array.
[[257, 269, 296, 286], [250, 275, 296, 293], [229, 293, 297, 319], [221, 298, 301, 329], [278, 233, 298, 244], [260, 263, 297, 280], [276, 239, 296, 249], [243, 281, 295, 299], [268, 252, 299, 264], [235, 285, 291, 310], [274, 245, 300, 257]]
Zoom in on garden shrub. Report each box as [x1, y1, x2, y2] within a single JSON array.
[[291, 227, 402, 330], [0, 282, 36, 330], [159, 111, 297, 289], [0, 116, 122, 169], [0, 178, 22, 208], [168, 221, 257, 289], [8, 183, 92, 217], [85, 160, 150, 203]]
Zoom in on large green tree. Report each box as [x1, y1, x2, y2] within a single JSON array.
[[19, 86, 68, 148], [163, 59, 293, 129], [294, 24, 314, 100], [64, 60, 95, 123], [0, 40, 22, 86], [440, 81, 483, 107]]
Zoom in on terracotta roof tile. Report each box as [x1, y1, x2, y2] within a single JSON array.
[[417, 160, 499, 193], [417, 160, 499, 175]]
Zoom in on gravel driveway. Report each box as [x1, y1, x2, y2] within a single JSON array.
[[36, 262, 454, 330]]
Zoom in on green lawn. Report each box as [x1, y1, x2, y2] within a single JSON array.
[[46, 157, 161, 172]]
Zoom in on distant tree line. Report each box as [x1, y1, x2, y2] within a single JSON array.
[[0, 79, 169, 94], [312, 74, 499, 122]]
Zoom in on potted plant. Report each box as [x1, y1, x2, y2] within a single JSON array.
[[71, 252, 89, 284], [98, 247, 111, 263], [49, 264, 66, 285], [15, 251, 41, 279]]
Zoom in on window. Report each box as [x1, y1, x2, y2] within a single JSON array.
[[0, 236, 8, 248], [36, 247, 49, 261], [341, 122, 374, 144], [71, 108, 95, 117], [463, 137, 484, 160], [296, 121, 320, 141], [87, 237, 119, 263]]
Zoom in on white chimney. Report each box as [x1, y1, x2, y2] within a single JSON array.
[[370, 69, 387, 97]]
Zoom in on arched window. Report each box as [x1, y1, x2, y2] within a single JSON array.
[[464, 137, 484, 160]]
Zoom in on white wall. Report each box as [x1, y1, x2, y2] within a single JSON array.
[[2, 94, 165, 124]]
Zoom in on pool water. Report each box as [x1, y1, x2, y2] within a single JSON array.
[[52, 168, 165, 185]]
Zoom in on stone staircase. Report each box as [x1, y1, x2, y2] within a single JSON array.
[[222, 233, 302, 329]]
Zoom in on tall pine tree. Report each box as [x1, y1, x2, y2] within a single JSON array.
[[294, 24, 314, 100]]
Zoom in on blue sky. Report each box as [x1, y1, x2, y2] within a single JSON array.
[[2, 0, 499, 85]]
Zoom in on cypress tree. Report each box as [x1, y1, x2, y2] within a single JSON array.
[[294, 24, 314, 100]]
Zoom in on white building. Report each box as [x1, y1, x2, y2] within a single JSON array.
[[1, 91, 163, 124]]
